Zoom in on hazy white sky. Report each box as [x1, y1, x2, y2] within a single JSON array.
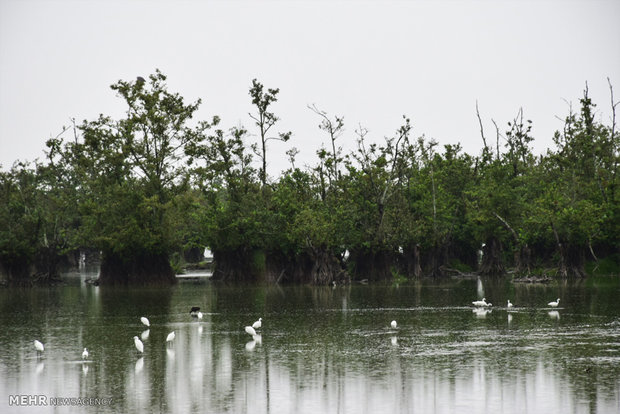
[[1, 0, 619, 176]]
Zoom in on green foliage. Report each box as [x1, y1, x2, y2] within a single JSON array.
[[248, 79, 292, 186], [586, 255, 620, 276], [1, 73, 618, 283]]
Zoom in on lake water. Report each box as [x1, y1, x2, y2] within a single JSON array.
[[1, 269, 619, 414]]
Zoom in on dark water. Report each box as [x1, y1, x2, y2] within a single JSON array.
[[1, 270, 619, 414]]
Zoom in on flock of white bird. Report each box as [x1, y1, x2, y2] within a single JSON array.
[[471, 297, 561, 308], [32, 306, 264, 359], [32, 298, 562, 358]]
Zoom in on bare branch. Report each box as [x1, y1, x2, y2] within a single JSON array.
[[491, 119, 503, 159], [475, 100, 488, 154]]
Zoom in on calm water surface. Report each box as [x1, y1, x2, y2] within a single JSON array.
[[1, 269, 619, 414]]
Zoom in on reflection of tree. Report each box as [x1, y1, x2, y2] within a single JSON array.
[[2, 281, 618, 412]]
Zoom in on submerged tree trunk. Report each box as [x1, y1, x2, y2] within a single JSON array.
[[516, 244, 532, 275], [479, 236, 505, 276], [0, 258, 35, 286], [401, 244, 422, 278], [349, 249, 392, 281], [98, 252, 176, 285], [211, 247, 348, 285], [33, 246, 63, 283], [550, 221, 586, 278], [555, 244, 587, 278], [425, 243, 450, 278], [493, 212, 530, 274], [1, 247, 64, 286], [211, 249, 257, 282], [307, 247, 349, 285]]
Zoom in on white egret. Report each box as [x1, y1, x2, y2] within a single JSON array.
[[133, 336, 144, 354], [82, 348, 89, 359], [252, 318, 262, 330], [166, 331, 175, 344], [34, 340, 44, 355], [197, 311, 203, 319], [140, 317, 150, 327], [472, 298, 488, 307], [548, 298, 560, 307], [245, 326, 257, 336], [507, 300, 513, 308], [343, 249, 350, 261], [390, 320, 397, 329]]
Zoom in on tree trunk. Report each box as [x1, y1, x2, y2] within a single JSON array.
[[211, 249, 257, 282], [99, 251, 176, 285], [0, 258, 35, 286], [308, 247, 348, 285], [516, 244, 531, 275], [211, 247, 349, 285], [479, 237, 505, 276], [33, 246, 63, 283], [349, 249, 392, 281], [401, 244, 422, 278], [424, 243, 450, 278], [556, 244, 586, 278], [550, 221, 586, 278]]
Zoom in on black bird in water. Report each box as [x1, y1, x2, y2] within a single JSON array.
[[189, 306, 201, 316]]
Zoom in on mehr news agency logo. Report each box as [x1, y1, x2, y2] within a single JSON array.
[[9, 394, 113, 407]]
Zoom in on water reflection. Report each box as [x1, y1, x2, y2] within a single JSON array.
[[140, 329, 150, 341], [1, 278, 619, 413], [473, 307, 491, 318]]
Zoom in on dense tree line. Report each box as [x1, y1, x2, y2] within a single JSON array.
[[0, 71, 618, 285]]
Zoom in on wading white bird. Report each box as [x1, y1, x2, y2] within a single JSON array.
[[252, 318, 262, 330], [34, 340, 44, 355], [166, 331, 175, 344], [197, 311, 203, 319], [82, 348, 89, 359], [391, 320, 398, 329], [472, 298, 488, 307], [548, 298, 560, 308], [244, 326, 257, 336], [507, 300, 513, 308], [140, 317, 150, 327], [133, 336, 144, 354]]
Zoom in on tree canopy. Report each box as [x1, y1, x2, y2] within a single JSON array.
[[0, 72, 618, 285]]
